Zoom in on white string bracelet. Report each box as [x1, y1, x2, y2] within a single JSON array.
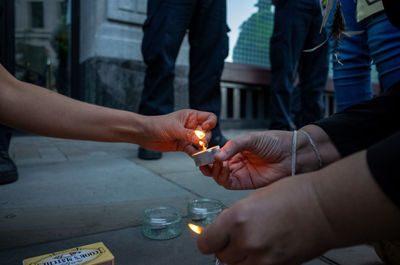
[[299, 130, 323, 169], [291, 130, 298, 176]]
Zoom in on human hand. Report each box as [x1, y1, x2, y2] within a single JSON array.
[[140, 109, 217, 155], [197, 175, 335, 265], [200, 131, 294, 189]]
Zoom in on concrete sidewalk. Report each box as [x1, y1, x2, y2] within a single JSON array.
[[0, 130, 383, 265]]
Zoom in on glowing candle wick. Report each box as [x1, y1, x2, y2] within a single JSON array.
[[199, 141, 207, 151]]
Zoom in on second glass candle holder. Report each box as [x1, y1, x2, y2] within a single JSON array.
[[142, 206, 183, 240], [187, 198, 225, 227]]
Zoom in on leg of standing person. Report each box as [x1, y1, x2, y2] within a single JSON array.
[[326, 0, 372, 112], [188, 0, 228, 147], [138, 0, 197, 159], [269, 0, 314, 131], [297, 0, 328, 127], [367, 12, 400, 93], [0, 125, 18, 184], [328, 3, 400, 112]]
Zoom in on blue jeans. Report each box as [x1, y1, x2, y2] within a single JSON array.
[[139, 0, 228, 131], [327, 0, 400, 111], [269, 0, 328, 130]]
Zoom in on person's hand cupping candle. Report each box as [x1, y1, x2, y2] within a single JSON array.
[[199, 130, 294, 190], [199, 125, 341, 190]]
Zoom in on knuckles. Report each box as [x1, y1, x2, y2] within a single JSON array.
[[228, 202, 273, 254]]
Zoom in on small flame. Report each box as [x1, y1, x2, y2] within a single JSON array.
[[199, 141, 206, 151], [188, 223, 202, 235], [195, 130, 205, 139], [195, 130, 207, 151]]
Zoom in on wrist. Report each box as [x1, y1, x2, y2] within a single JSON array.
[[300, 172, 340, 249], [136, 114, 156, 143], [278, 173, 338, 252], [113, 111, 148, 144], [295, 130, 320, 173], [296, 125, 341, 173]]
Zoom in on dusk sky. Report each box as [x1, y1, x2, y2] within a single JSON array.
[[226, 0, 258, 62]]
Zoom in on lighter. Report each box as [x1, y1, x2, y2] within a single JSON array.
[[188, 223, 226, 265]]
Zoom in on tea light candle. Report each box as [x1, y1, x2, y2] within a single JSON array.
[[142, 206, 183, 240], [191, 146, 220, 167]]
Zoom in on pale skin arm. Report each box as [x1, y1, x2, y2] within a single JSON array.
[[0, 65, 216, 155], [197, 150, 400, 265], [200, 125, 341, 189]]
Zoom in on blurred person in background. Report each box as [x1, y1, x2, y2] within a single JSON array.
[[268, 0, 329, 131], [0, 125, 16, 184], [326, 0, 400, 111], [137, 0, 229, 160]]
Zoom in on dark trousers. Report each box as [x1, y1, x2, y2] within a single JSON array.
[[269, 0, 328, 130], [139, 0, 228, 131], [0, 125, 11, 151]]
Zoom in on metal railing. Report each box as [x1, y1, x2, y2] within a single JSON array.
[[220, 82, 269, 129], [220, 80, 337, 129]]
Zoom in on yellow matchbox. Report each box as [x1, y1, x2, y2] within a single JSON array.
[[23, 242, 114, 265]]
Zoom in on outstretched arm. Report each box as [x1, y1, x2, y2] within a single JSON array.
[[0, 65, 216, 155]]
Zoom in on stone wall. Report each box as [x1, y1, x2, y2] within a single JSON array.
[[81, 57, 190, 112], [80, 0, 190, 112]]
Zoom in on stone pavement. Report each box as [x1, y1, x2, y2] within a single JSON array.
[[0, 130, 383, 265]]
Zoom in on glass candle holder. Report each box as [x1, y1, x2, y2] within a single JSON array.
[[187, 198, 225, 227], [142, 206, 183, 240]]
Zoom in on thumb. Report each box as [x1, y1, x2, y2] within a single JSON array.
[[215, 134, 254, 161]]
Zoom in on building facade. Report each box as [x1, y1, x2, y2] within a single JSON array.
[[232, 0, 274, 68], [79, 0, 191, 112]]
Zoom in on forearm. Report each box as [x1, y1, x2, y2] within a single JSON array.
[[308, 150, 400, 247], [295, 124, 341, 173], [0, 66, 146, 143], [312, 84, 400, 157]]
